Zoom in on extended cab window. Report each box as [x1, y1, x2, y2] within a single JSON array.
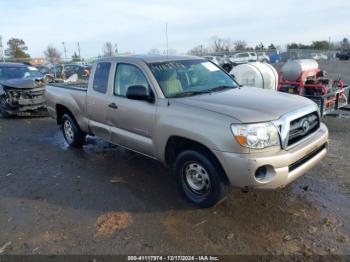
[[93, 62, 111, 93], [114, 64, 149, 96]]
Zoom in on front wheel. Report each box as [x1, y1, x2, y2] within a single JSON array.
[[61, 114, 86, 147], [174, 150, 227, 208]]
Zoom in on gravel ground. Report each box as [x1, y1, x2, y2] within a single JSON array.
[[0, 115, 349, 256]]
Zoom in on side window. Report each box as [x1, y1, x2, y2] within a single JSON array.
[[114, 64, 149, 97], [93, 62, 111, 93]]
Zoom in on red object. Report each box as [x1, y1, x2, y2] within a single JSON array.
[[278, 67, 347, 115]]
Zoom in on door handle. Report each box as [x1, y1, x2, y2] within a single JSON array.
[[108, 103, 118, 109]]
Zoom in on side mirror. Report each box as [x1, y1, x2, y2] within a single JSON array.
[[126, 85, 154, 102]]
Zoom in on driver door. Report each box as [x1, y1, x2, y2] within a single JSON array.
[[108, 63, 157, 157]]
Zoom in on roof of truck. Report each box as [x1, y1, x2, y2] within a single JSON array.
[[96, 54, 204, 64]]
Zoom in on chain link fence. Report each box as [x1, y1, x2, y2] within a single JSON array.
[[279, 49, 338, 62]]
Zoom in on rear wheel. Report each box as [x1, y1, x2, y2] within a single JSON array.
[[174, 150, 227, 208], [61, 114, 86, 147]]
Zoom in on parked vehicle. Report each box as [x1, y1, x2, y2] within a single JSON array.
[[268, 50, 281, 63], [311, 53, 328, 61], [35, 65, 50, 75], [0, 63, 47, 117], [256, 51, 270, 63], [203, 56, 224, 66], [35, 65, 55, 83], [336, 50, 350, 60], [49, 64, 91, 81], [229, 52, 257, 64], [45, 55, 328, 207]]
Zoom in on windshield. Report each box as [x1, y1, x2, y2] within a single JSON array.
[[0, 66, 43, 81], [148, 59, 238, 98]]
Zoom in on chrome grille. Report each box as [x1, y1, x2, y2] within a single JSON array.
[[287, 112, 320, 146]]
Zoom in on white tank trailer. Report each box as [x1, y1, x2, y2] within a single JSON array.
[[229, 62, 279, 91]]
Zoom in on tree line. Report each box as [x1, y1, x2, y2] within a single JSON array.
[[2, 38, 122, 63], [2, 36, 350, 63], [187, 36, 350, 56]]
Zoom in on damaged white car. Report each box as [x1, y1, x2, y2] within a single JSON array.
[[0, 63, 47, 117]]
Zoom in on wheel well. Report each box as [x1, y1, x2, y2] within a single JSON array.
[[56, 104, 74, 125], [164, 136, 229, 183]]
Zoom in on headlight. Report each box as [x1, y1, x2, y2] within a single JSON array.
[[231, 122, 280, 149]]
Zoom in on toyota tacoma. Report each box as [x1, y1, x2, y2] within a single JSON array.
[[45, 55, 328, 207]]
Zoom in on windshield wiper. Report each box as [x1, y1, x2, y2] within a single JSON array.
[[206, 85, 234, 93], [170, 90, 211, 98]]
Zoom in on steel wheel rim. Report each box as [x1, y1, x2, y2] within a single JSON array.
[[184, 162, 211, 195], [63, 120, 74, 144]]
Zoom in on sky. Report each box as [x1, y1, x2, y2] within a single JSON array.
[[0, 0, 349, 58]]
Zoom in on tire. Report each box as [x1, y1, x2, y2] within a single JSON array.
[[61, 113, 86, 147], [262, 59, 268, 63], [174, 150, 227, 208]]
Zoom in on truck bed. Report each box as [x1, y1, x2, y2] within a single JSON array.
[[45, 82, 89, 131], [48, 81, 88, 91]]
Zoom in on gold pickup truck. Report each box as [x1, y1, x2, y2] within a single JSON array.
[[45, 55, 328, 207]]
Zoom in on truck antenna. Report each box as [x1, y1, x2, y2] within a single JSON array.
[[165, 23, 169, 59]]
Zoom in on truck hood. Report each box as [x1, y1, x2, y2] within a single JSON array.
[[173, 87, 315, 123], [0, 78, 45, 89]]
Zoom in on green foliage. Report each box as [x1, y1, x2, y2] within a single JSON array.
[[71, 52, 82, 62], [287, 43, 311, 49], [288, 41, 329, 50], [268, 44, 276, 50], [311, 41, 329, 50], [5, 38, 30, 58]]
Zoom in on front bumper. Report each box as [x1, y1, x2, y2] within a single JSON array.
[[214, 123, 328, 189], [2, 87, 47, 116]]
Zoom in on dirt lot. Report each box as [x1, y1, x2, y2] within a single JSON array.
[[0, 114, 349, 256], [0, 60, 350, 256]]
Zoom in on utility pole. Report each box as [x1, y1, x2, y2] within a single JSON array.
[[77, 42, 81, 59], [61, 41, 67, 62], [114, 43, 118, 55], [0, 35, 5, 62]]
